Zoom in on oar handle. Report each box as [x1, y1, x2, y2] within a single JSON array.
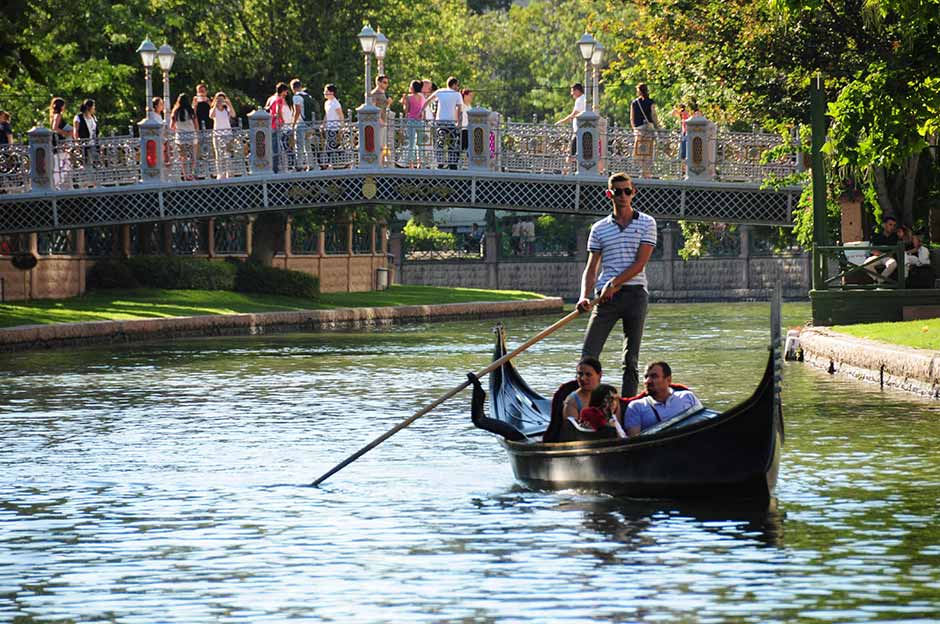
[[310, 296, 601, 487]]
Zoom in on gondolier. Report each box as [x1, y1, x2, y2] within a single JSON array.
[[576, 172, 657, 397]]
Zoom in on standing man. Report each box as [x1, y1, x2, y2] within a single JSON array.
[[423, 76, 463, 169], [370, 75, 392, 163], [555, 83, 586, 172], [576, 172, 657, 397]]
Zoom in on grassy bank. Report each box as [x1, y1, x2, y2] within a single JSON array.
[[0, 286, 545, 329], [833, 318, 940, 351]]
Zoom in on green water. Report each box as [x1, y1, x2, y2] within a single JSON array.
[[1, 302, 939, 622]]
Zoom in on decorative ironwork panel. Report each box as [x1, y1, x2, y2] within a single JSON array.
[[0, 233, 28, 255], [214, 218, 247, 254], [631, 186, 684, 219], [324, 222, 348, 254], [685, 188, 791, 224], [352, 225, 373, 254], [500, 122, 570, 174], [376, 175, 473, 206], [293, 121, 358, 170], [291, 226, 320, 255], [37, 229, 74, 255], [164, 183, 264, 218], [65, 136, 140, 188], [474, 178, 578, 213], [714, 130, 796, 182], [0, 145, 30, 194], [166, 129, 251, 181], [84, 226, 115, 257], [606, 127, 684, 180], [388, 118, 466, 170], [268, 177, 362, 209], [0, 198, 55, 232], [577, 182, 611, 215], [57, 191, 161, 227], [129, 223, 162, 255], [171, 221, 202, 255]]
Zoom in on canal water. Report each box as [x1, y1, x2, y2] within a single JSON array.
[[2, 302, 939, 622]]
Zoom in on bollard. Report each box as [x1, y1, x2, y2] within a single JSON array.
[[466, 107, 493, 171], [138, 118, 165, 183], [27, 126, 55, 191], [357, 102, 382, 169], [576, 109, 600, 176], [247, 109, 273, 175]]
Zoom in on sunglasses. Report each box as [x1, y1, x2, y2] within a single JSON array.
[[610, 188, 633, 197]]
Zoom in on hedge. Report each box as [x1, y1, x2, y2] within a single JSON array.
[[87, 256, 236, 290], [86, 259, 140, 289], [234, 261, 319, 299]]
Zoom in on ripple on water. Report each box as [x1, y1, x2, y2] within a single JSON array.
[[1, 304, 940, 621]]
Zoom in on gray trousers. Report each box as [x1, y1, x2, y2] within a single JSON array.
[[581, 285, 649, 397]]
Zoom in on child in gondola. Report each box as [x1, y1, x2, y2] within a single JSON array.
[[577, 384, 627, 438]]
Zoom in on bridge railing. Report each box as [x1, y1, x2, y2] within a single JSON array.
[[0, 110, 801, 196]]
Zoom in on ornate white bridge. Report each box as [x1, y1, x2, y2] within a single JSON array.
[[0, 108, 803, 236]]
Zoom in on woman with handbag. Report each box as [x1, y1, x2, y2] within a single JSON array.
[[630, 83, 659, 178]]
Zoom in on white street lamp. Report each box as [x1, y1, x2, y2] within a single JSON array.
[[136, 37, 157, 115], [157, 43, 176, 126], [374, 29, 388, 75], [357, 25, 377, 104], [577, 33, 597, 113], [591, 41, 604, 111]]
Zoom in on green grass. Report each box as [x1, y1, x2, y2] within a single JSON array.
[[0, 286, 546, 329], [833, 318, 940, 351]]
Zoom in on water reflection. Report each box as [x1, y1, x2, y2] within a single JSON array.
[[1, 302, 940, 622]]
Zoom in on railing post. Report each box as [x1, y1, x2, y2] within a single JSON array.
[[685, 114, 713, 181], [488, 112, 502, 170], [27, 126, 55, 191], [138, 118, 165, 183], [576, 110, 600, 176], [247, 109, 272, 175], [467, 107, 493, 171], [597, 116, 608, 174], [357, 102, 382, 169], [661, 224, 675, 292]]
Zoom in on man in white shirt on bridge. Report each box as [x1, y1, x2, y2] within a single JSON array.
[[555, 83, 586, 172], [576, 172, 657, 397], [423, 76, 463, 169]]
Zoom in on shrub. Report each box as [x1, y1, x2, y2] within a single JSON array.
[[124, 256, 237, 290], [86, 259, 140, 289], [403, 219, 456, 252], [234, 261, 319, 299]]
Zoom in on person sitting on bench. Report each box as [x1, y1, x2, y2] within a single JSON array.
[[864, 216, 900, 283], [623, 361, 701, 437]]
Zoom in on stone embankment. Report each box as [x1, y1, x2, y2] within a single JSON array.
[[798, 327, 940, 398], [0, 298, 564, 352]]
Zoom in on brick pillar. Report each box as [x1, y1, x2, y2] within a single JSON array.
[[120, 224, 131, 258], [246, 217, 254, 256], [76, 229, 86, 294], [661, 224, 675, 293], [388, 231, 403, 285], [162, 223, 173, 255], [284, 217, 292, 257], [317, 227, 326, 256], [739, 225, 752, 290], [484, 229, 500, 289], [207, 218, 216, 258]]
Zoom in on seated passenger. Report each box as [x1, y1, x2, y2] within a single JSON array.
[[578, 384, 627, 438], [563, 356, 602, 422], [624, 361, 701, 437]]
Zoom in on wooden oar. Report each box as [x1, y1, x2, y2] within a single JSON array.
[[311, 297, 600, 487]]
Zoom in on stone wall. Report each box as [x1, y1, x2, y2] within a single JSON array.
[[400, 255, 810, 300]]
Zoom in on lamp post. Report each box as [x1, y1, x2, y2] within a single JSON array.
[[357, 25, 377, 105], [157, 43, 176, 127], [374, 29, 388, 76], [577, 33, 597, 113], [136, 38, 157, 116], [591, 41, 604, 112]]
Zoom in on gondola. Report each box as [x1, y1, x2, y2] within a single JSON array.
[[470, 297, 784, 503]]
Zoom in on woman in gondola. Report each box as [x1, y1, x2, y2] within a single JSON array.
[[562, 356, 603, 421]]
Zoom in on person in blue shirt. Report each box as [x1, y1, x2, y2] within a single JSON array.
[[624, 361, 701, 437]]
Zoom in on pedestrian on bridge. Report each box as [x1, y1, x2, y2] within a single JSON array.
[[423, 76, 463, 170], [576, 172, 657, 398], [555, 83, 586, 173]]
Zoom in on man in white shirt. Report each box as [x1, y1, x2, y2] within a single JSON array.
[[423, 76, 463, 169], [555, 83, 586, 171]]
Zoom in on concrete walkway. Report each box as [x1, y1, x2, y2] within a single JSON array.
[[0, 297, 564, 353], [799, 327, 940, 398]]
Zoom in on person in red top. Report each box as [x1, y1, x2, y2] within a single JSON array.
[[265, 82, 290, 172]]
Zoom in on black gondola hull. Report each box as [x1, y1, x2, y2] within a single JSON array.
[[476, 325, 783, 503]]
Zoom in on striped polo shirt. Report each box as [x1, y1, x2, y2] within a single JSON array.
[[587, 211, 658, 290]]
